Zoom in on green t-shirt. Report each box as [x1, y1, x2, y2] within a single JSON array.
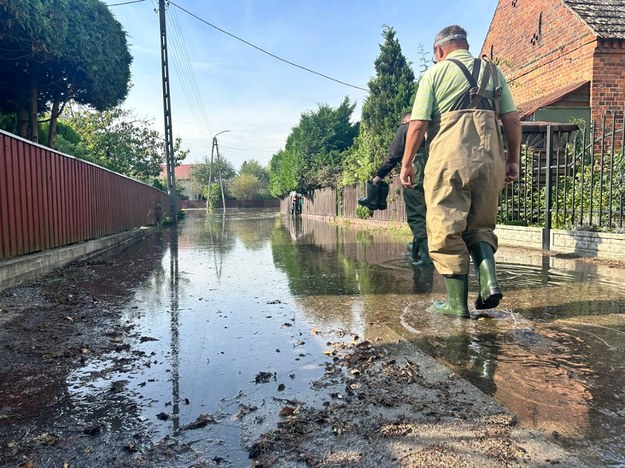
[[411, 49, 516, 123]]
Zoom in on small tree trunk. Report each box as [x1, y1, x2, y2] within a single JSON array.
[[17, 105, 28, 138], [28, 83, 38, 143], [47, 100, 61, 148], [16, 84, 28, 138]]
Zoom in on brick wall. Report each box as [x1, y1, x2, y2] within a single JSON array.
[[592, 39, 625, 121], [481, 0, 596, 108]]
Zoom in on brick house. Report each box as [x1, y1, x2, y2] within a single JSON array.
[[160, 164, 202, 200], [481, 0, 625, 124]]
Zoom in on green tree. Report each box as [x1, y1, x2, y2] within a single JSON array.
[[0, 0, 67, 140], [269, 148, 299, 198], [0, 0, 131, 145], [62, 106, 188, 183], [190, 157, 236, 200], [230, 173, 264, 200], [0, 113, 17, 133], [342, 26, 418, 184], [44, 0, 132, 148], [239, 159, 269, 185], [268, 97, 358, 197]]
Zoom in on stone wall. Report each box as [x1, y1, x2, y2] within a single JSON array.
[[328, 219, 625, 261], [495, 225, 544, 250], [497, 224, 625, 260]]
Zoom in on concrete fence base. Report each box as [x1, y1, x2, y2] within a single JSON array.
[[0, 228, 153, 292], [329, 216, 625, 261], [496, 225, 625, 260]]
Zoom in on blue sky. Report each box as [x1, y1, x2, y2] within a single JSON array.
[[104, 0, 499, 169]]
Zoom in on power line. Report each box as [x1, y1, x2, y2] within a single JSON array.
[[168, 0, 369, 93], [112, 1, 303, 163], [106, 0, 146, 6], [219, 146, 276, 158], [507, 36, 596, 85], [167, 5, 216, 142], [220, 143, 282, 152]]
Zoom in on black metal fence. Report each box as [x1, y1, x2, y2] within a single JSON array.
[[500, 110, 625, 247]]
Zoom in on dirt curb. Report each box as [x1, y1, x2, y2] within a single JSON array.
[[0, 236, 189, 467], [244, 335, 585, 467]]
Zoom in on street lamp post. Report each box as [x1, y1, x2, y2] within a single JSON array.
[[207, 130, 230, 213]]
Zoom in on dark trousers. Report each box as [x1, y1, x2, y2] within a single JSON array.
[[404, 185, 426, 243], [403, 150, 427, 243]]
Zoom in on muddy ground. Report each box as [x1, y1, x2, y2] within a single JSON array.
[[0, 247, 594, 467]]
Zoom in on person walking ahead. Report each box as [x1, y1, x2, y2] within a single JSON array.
[[369, 113, 432, 266], [400, 24, 521, 317]]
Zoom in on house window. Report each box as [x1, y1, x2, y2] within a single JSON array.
[[490, 44, 494, 59], [531, 12, 543, 45]]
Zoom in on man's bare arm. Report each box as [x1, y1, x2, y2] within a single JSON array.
[[400, 120, 428, 188], [500, 111, 521, 182]]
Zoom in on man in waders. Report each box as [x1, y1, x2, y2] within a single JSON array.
[[400, 25, 521, 317], [365, 113, 432, 267]]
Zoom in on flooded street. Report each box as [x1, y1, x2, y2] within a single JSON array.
[[400, 260, 625, 465], [2, 209, 625, 466]]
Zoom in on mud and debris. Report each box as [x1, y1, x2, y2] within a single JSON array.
[[245, 334, 583, 467], [0, 241, 208, 467]]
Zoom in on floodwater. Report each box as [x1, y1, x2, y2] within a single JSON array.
[[66, 210, 625, 465]]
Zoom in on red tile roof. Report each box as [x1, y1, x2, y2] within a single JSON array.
[[160, 164, 196, 180]]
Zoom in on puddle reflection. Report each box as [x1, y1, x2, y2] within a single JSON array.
[[65, 211, 625, 465]]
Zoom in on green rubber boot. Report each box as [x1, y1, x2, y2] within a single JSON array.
[[408, 237, 418, 261], [358, 180, 380, 210], [433, 275, 470, 317], [377, 181, 390, 210], [412, 238, 433, 266], [470, 242, 503, 310]]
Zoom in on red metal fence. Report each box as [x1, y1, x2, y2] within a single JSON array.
[[0, 130, 170, 261]]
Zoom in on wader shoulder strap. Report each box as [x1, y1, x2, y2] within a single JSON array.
[[447, 58, 480, 92], [447, 59, 480, 96], [478, 56, 501, 115], [447, 57, 504, 114], [447, 58, 492, 112]]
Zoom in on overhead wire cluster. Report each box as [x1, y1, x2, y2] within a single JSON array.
[[168, 0, 368, 93], [108, 0, 369, 163], [107, 0, 145, 6], [157, 0, 216, 158]]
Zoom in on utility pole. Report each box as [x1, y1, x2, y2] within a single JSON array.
[[207, 130, 230, 213], [159, 0, 180, 433], [159, 0, 177, 222]]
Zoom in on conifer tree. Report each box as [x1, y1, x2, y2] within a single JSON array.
[[342, 26, 417, 184]]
